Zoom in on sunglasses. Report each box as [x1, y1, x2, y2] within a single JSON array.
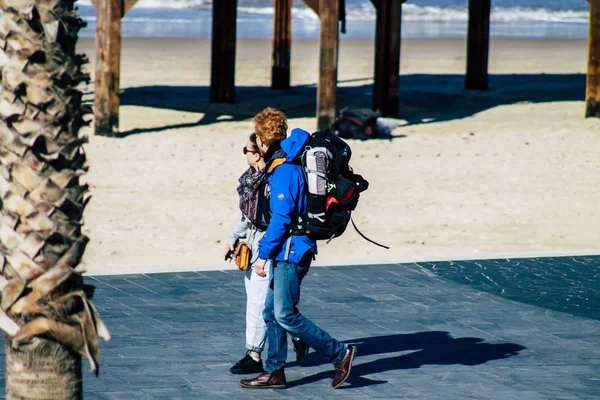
[[243, 147, 258, 155]]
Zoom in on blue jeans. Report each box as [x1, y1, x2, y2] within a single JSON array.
[[263, 260, 346, 372]]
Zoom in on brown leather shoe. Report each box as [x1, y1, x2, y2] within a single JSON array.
[[240, 369, 286, 389], [332, 346, 357, 389]]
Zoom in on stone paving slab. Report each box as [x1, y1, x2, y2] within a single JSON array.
[[0, 255, 599, 399], [415, 256, 600, 320]]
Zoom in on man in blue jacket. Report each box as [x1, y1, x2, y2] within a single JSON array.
[[240, 108, 356, 390]]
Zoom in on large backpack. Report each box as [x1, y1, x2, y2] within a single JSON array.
[[286, 130, 388, 248]]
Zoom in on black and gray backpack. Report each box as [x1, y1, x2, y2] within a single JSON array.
[[293, 130, 388, 248]]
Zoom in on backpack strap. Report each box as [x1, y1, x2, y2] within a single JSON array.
[[248, 224, 255, 242], [284, 236, 292, 261], [350, 217, 390, 249], [267, 157, 286, 173]]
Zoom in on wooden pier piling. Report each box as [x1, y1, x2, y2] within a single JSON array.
[[465, 0, 491, 90], [372, 0, 402, 117], [93, 0, 139, 136], [272, 0, 293, 89], [210, 0, 238, 103], [94, 0, 122, 136], [316, 0, 340, 130], [586, 0, 600, 117]]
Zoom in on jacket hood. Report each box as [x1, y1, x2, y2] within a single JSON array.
[[281, 128, 310, 161]]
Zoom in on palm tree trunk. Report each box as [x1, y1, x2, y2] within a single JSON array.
[[6, 338, 82, 400], [0, 0, 109, 397]]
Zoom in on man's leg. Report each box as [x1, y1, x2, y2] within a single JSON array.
[[262, 261, 288, 372], [241, 262, 287, 389], [272, 261, 346, 364], [272, 261, 358, 388]]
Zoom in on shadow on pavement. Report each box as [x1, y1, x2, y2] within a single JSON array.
[[288, 331, 525, 389]]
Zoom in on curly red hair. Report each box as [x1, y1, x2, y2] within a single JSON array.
[[253, 107, 288, 148]]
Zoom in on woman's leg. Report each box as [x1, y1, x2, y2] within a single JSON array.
[[245, 261, 271, 355], [231, 264, 271, 374]]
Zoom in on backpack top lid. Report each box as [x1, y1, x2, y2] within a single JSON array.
[[303, 129, 352, 176], [269, 129, 366, 193]]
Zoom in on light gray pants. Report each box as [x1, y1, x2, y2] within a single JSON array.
[[244, 260, 270, 353]]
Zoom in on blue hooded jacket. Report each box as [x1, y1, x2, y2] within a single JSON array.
[[257, 128, 317, 264]]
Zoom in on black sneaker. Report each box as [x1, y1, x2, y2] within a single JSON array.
[[292, 337, 309, 364], [230, 354, 264, 375]]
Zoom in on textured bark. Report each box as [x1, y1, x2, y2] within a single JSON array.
[[0, 0, 109, 398], [6, 337, 82, 400]]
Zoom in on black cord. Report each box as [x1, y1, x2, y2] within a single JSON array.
[[351, 217, 390, 249]]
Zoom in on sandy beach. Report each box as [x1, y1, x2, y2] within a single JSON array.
[[75, 37, 600, 273]]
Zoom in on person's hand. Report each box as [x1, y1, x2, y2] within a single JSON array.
[[254, 258, 267, 277], [224, 243, 235, 262]]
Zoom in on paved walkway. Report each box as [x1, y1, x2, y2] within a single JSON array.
[[1, 255, 599, 399]]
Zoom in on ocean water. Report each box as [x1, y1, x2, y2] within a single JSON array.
[[76, 0, 590, 40]]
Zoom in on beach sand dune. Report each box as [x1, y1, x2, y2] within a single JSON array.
[[77, 38, 600, 273]]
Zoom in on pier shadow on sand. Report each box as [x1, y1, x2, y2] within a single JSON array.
[[114, 72, 585, 137]]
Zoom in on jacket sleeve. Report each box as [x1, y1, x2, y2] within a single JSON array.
[[228, 213, 251, 245], [258, 164, 300, 260]]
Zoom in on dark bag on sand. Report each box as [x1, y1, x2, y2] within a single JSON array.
[[332, 107, 379, 140]]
